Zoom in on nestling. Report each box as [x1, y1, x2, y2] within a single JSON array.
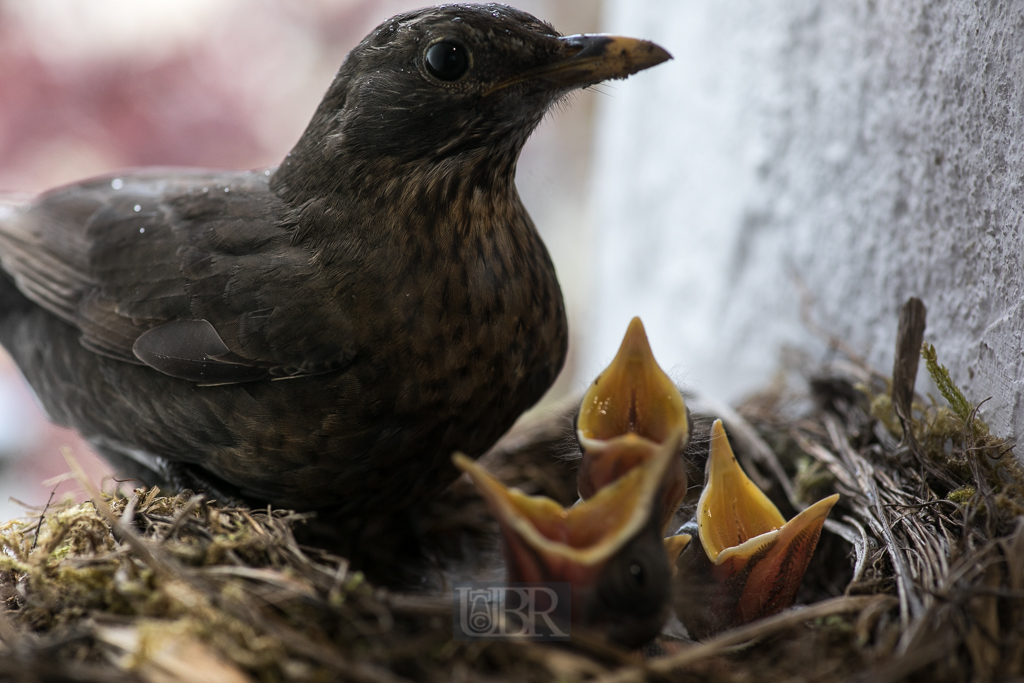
[[453, 432, 679, 648], [674, 420, 839, 638]]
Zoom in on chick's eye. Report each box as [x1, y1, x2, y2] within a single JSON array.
[[628, 562, 646, 586], [425, 41, 470, 81]]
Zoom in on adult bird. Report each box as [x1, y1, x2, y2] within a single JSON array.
[[0, 4, 670, 569]]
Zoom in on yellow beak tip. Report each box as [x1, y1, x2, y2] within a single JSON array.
[[620, 316, 653, 357], [452, 452, 473, 471]]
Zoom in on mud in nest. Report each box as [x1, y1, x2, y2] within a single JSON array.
[[0, 299, 1022, 682]]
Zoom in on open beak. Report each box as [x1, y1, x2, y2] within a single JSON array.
[[577, 317, 689, 445], [486, 35, 671, 96], [578, 430, 688, 535], [576, 317, 690, 530], [453, 435, 676, 648], [663, 533, 692, 569], [674, 420, 839, 637]]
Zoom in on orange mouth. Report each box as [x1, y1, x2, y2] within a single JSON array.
[[676, 419, 839, 634], [575, 317, 690, 533]]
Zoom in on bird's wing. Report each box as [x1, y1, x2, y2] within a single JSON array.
[[0, 170, 356, 384]]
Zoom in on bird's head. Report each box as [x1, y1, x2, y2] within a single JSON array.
[[274, 4, 670, 199], [453, 435, 678, 648], [575, 318, 692, 522], [576, 317, 690, 448], [673, 419, 839, 638]]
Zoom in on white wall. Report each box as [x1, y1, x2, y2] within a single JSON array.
[[586, 0, 1024, 441]]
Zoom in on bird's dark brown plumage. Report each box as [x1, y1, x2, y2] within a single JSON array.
[[0, 4, 669, 571]]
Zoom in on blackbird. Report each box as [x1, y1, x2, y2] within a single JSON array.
[[673, 420, 839, 638], [0, 4, 670, 563], [574, 317, 694, 570], [575, 317, 691, 533], [453, 431, 681, 648]]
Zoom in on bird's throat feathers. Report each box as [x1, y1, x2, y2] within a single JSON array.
[[283, 146, 534, 262]]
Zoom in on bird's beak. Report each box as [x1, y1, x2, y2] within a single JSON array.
[[576, 317, 690, 530], [697, 419, 787, 561], [454, 444, 670, 586], [577, 430, 688, 534], [453, 433, 675, 629], [682, 419, 839, 631], [577, 317, 689, 446], [485, 34, 671, 96], [663, 533, 692, 569]]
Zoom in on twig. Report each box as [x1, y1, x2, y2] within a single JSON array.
[[843, 515, 872, 590], [891, 297, 926, 446], [823, 417, 923, 628], [30, 488, 57, 551], [849, 629, 957, 683], [159, 494, 206, 543], [593, 596, 888, 683]]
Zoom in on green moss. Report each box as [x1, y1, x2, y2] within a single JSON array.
[[794, 457, 836, 506], [921, 343, 974, 425], [866, 391, 903, 439], [852, 343, 1023, 516], [947, 485, 976, 505]]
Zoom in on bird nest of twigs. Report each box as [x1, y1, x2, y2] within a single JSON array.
[[0, 302, 1021, 682]]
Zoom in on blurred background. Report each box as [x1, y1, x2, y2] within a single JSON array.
[[1, 0, 1022, 517]]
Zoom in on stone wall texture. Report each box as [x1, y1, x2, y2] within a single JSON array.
[[586, 0, 1024, 442]]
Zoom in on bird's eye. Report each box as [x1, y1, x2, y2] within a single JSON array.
[[425, 41, 470, 81], [628, 562, 646, 586]]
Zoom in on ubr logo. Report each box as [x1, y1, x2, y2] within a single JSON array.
[[453, 583, 571, 640]]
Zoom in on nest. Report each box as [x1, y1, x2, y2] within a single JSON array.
[[0, 299, 1022, 682]]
